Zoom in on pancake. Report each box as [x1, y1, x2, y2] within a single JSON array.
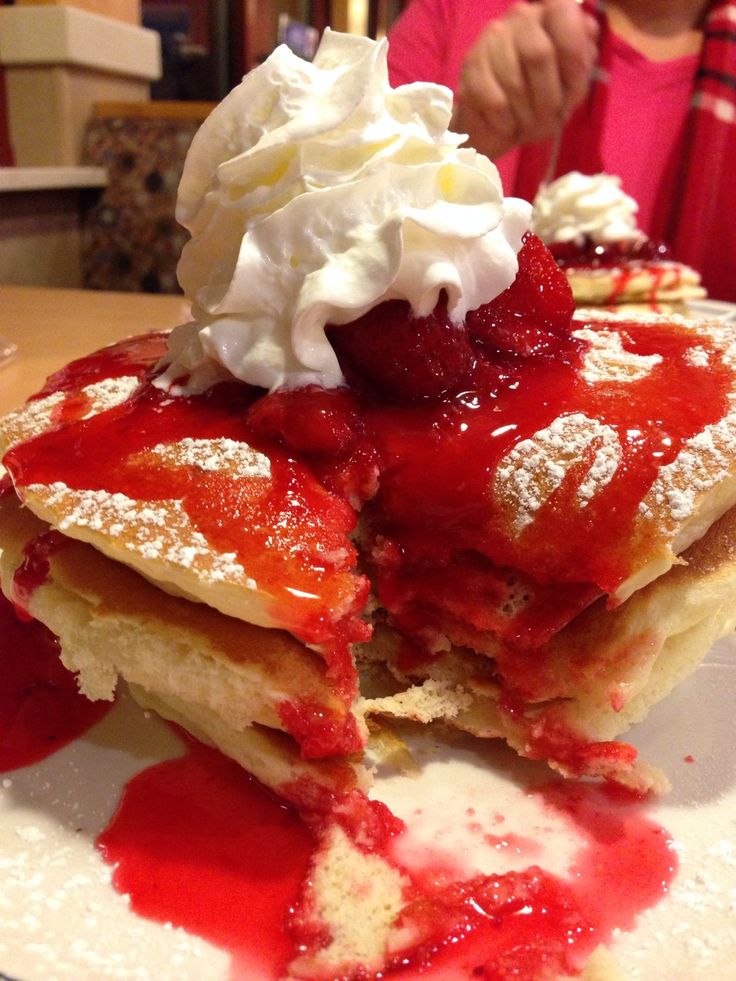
[[0, 334, 367, 641], [3, 307, 736, 796], [362, 498, 736, 792], [5, 436, 736, 801], [565, 260, 705, 310], [0, 483, 367, 789], [530, 171, 706, 312]]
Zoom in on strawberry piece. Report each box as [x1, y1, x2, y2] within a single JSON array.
[[466, 232, 574, 357], [248, 386, 382, 506], [549, 236, 672, 267], [327, 297, 476, 403], [247, 385, 360, 456]]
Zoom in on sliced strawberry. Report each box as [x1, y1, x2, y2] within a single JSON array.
[[466, 232, 574, 357], [327, 297, 476, 403], [247, 385, 360, 456]]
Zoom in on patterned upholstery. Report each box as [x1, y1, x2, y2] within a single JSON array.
[[81, 103, 213, 293]]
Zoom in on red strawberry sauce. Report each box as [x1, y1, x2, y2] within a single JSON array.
[[3, 339, 370, 711], [2, 239, 732, 767], [549, 237, 672, 268], [0, 590, 111, 771], [0, 476, 111, 768], [4, 302, 730, 638], [94, 730, 676, 980]]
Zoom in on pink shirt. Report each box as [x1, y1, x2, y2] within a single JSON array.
[[600, 35, 696, 238], [387, 0, 696, 240]]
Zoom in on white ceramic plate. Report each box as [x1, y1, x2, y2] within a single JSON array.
[[684, 298, 736, 324], [1, 631, 735, 981]]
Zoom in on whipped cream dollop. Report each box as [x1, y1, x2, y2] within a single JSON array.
[[158, 29, 530, 393], [532, 171, 642, 247]]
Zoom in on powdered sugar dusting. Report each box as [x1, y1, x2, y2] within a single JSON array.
[[641, 401, 736, 527], [686, 347, 711, 369], [1, 377, 140, 450], [81, 376, 141, 418], [495, 413, 621, 533], [573, 326, 662, 384], [0, 695, 227, 980], [26, 482, 255, 589], [566, 311, 736, 538], [1, 390, 65, 442], [150, 437, 271, 478]]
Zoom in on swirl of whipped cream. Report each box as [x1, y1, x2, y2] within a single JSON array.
[[158, 29, 530, 393], [532, 171, 642, 247]]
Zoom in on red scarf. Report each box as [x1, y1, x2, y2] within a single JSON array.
[[513, 1, 736, 300]]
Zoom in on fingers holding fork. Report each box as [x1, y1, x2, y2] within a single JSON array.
[[452, 0, 599, 162]]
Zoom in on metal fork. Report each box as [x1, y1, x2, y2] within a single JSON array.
[[541, 0, 588, 186]]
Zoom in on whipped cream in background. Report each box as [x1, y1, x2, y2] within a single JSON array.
[[159, 29, 531, 393], [532, 171, 643, 247]]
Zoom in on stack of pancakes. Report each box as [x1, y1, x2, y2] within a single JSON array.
[[566, 260, 705, 312], [2, 309, 736, 806], [531, 171, 706, 313]]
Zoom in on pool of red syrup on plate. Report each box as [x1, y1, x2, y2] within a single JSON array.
[[96, 731, 677, 981], [98, 739, 315, 981], [0, 591, 111, 771]]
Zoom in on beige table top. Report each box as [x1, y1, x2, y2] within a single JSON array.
[[0, 285, 190, 415]]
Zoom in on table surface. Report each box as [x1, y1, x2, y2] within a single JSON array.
[[0, 285, 190, 415]]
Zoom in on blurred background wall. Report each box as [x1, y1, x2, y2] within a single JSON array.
[[0, 0, 405, 291]]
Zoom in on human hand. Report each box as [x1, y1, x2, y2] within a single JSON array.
[[451, 0, 599, 160]]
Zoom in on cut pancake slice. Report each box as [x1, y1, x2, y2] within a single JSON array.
[[361, 501, 736, 791], [0, 485, 367, 767], [0, 336, 370, 703], [4, 476, 736, 795]]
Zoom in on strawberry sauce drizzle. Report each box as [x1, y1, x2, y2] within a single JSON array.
[[7, 315, 726, 648], [360, 317, 731, 593], [376, 782, 676, 981], [0, 547, 678, 978], [0, 548, 682, 981], [12, 528, 69, 617], [6, 380, 362, 644], [97, 738, 315, 981], [35, 332, 170, 398]]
